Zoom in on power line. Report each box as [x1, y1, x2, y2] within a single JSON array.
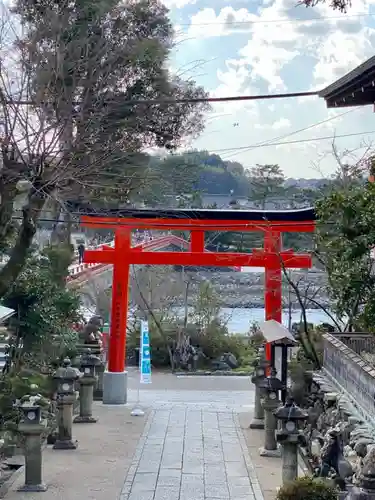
[[180, 12, 371, 27], [221, 108, 360, 160], [6, 90, 319, 107], [68, 109, 360, 173], [165, 129, 375, 157], [220, 129, 375, 153], [39, 125, 373, 182]]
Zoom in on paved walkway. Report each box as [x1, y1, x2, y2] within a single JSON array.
[[5, 405, 148, 500], [121, 372, 262, 500], [120, 408, 262, 500], [5, 372, 265, 500]]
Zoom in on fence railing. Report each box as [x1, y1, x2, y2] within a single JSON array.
[[323, 333, 375, 426], [333, 333, 375, 359]]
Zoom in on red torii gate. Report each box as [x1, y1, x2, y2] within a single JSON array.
[[82, 207, 315, 404]]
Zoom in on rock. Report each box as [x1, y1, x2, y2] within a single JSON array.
[[211, 359, 231, 371], [354, 440, 372, 458], [297, 370, 375, 490], [337, 454, 354, 479], [222, 352, 238, 369]]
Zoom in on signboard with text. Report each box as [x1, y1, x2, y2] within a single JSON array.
[[140, 320, 152, 384]]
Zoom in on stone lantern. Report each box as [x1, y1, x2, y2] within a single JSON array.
[[250, 345, 269, 430], [258, 320, 298, 404], [275, 396, 308, 484], [259, 367, 284, 457], [74, 350, 101, 424], [17, 403, 47, 492], [22, 404, 42, 425], [52, 358, 79, 450]]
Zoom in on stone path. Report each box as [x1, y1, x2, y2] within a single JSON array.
[[127, 388, 254, 412], [120, 407, 263, 500], [3, 372, 264, 500]]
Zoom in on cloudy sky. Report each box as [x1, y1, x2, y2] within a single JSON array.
[[162, 0, 375, 178]]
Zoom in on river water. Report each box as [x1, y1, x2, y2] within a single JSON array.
[[81, 304, 333, 335], [220, 266, 333, 334], [219, 307, 333, 334], [81, 267, 334, 334]]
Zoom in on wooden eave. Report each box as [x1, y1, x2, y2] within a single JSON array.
[[319, 56, 375, 108]]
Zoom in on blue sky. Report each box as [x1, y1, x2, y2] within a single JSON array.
[[162, 0, 375, 178]]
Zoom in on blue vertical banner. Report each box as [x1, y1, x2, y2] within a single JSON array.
[[140, 320, 152, 384]]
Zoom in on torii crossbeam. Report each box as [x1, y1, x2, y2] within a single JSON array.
[[80, 206, 316, 405]]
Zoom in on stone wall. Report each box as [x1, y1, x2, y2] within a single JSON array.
[[292, 333, 375, 493], [322, 333, 375, 428], [296, 370, 375, 491]]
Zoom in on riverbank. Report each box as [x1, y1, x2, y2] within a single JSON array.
[[80, 305, 335, 335], [179, 307, 336, 334]]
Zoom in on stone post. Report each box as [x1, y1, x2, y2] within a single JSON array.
[[17, 404, 47, 492], [275, 396, 308, 484], [94, 361, 105, 401], [259, 367, 283, 458], [53, 358, 79, 450], [74, 351, 101, 424], [250, 346, 269, 429]]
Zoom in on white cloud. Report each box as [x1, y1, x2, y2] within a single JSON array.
[[189, 0, 375, 92], [313, 28, 375, 86], [273, 118, 291, 129], [163, 0, 196, 8], [171, 0, 375, 177], [211, 60, 258, 114], [253, 117, 290, 129], [188, 7, 257, 39]]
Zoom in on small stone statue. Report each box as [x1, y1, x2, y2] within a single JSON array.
[[320, 429, 341, 478], [80, 316, 103, 347], [319, 428, 353, 490]]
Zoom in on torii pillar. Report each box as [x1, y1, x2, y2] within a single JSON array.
[[103, 229, 130, 404], [264, 231, 282, 367]]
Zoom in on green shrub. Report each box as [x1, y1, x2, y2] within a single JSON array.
[[276, 477, 338, 500], [126, 317, 256, 369]]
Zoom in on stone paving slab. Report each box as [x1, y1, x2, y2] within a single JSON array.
[[4, 372, 259, 500], [126, 389, 254, 412], [239, 412, 306, 500], [120, 408, 263, 500], [4, 404, 149, 500]]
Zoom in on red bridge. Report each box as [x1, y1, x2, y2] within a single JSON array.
[[67, 233, 240, 284]]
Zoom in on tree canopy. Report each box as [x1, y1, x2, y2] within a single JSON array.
[[2, 244, 80, 364], [299, 0, 350, 11], [0, 0, 209, 296], [316, 179, 375, 330]]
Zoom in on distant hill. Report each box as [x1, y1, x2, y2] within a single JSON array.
[[139, 151, 333, 208]]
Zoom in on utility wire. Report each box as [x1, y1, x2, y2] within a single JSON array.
[[59, 108, 360, 177], [63, 128, 375, 181], [32, 127, 373, 186], [220, 108, 360, 160], [6, 90, 319, 107], [217, 129, 375, 154], [179, 12, 371, 27]]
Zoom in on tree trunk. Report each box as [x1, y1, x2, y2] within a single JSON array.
[[0, 189, 48, 298], [0, 183, 18, 241], [50, 199, 63, 245]]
